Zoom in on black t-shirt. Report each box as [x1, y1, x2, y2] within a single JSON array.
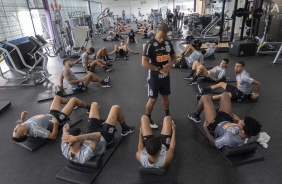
[[128, 32, 135, 40], [143, 38, 175, 72]]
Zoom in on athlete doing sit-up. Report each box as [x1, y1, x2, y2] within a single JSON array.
[[12, 96, 90, 142], [188, 92, 262, 149], [61, 102, 135, 163]]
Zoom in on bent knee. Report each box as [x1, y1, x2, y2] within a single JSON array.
[[111, 105, 121, 111], [91, 102, 99, 107]]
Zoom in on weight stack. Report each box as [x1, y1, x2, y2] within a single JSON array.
[[229, 41, 257, 57]]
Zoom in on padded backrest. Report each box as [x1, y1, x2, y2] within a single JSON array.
[[68, 155, 102, 169], [221, 143, 257, 156]]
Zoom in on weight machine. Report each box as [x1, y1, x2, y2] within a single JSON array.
[[0, 36, 61, 87]]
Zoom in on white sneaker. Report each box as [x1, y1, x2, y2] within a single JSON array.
[[150, 120, 158, 129]]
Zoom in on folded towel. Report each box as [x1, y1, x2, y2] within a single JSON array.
[[256, 132, 270, 148]]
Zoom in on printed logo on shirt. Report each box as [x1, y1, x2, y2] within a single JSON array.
[[153, 42, 158, 47], [165, 41, 169, 45], [35, 115, 44, 119], [156, 54, 170, 62], [211, 68, 216, 73], [223, 123, 237, 129], [165, 45, 171, 52]]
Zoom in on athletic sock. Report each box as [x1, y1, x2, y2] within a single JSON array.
[[192, 75, 198, 82], [195, 110, 201, 116], [86, 104, 91, 111], [189, 70, 195, 77], [146, 114, 152, 121], [164, 109, 170, 116], [115, 52, 118, 60], [120, 122, 127, 129]]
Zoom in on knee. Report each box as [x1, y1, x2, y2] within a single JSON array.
[[69, 97, 79, 103], [148, 98, 157, 104], [111, 105, 121, 112], [164, 115, 172, 122], [141, 115, 150, 125], [222, 92, 230, 97], [91, 102, 99, 108], [201, 95, 210, 102]]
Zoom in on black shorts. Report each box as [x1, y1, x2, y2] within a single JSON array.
[[225, 84, 248, 102], [49, 110, 69, 128], [119, 49, 125, 56], [73, 82, 87, 93], [148, 75, 171, 98], [143, 134, 171, 149], [207, 111, 234, 136], [88, 118, 116, 145]]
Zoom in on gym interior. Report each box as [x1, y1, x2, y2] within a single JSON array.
[[0, 0, 282, 183]]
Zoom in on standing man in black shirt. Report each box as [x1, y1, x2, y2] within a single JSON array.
[[142, 23, 177, 129]]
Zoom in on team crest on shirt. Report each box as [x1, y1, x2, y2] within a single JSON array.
[[165, 41, 169, 45], [153, 42, 158, 47], [165, 45, 171, 52]]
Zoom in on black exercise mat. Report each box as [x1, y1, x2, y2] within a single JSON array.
[[0, 101, 11, 114], [14, 116, 82, 151], [189, 119, 264, 167], [56, 136, 123, 184], [37, 89, 81, 102]]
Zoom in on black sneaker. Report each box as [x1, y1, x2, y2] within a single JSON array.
[[73, 105, 78, 110], [198, 84, 205, 94], [187, 80, 197, 85], [121, 125, 135, 136], [107, 63, 115, 67], [196, 95, 202, 101], [101, 81, 113, 88], [184, 76, 193, 80], [106, 66, 112, 72], [124, 56, 128, 60], [188, 112, 201, 123], [115, 57, 118, 61]]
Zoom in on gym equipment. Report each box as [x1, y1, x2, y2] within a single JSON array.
[[56, 136, 123, 184], [256, 0, 282, 54], [14, 116, 82, 151], [0, 36, 57, 87], [0, 101, 11, 114], [37, 85, 82, 102], [229, 41, 257, 56], [200, 10, 230, 40], [96, 8, 114, 33], [139, 166, 166, 175], [273, 44, 282, 64], [234, 8, 263, 19], [189, 119, 265, 167]]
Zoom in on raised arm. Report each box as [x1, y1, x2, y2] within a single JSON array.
[[64, 132, 101, 152], [127, 45, 140, 54], [72, 58, 81, 65], [48, 118, 59, 139], [59, 72, 64, 89], [136, 129, 144, 163]]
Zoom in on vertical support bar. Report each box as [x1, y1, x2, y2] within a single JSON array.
[[194, 0, 196, 13], [26, 0, 37, 35], [230, 0, 238, 42], [273, 44, 282, 64], [42, 0, 55, 42], [219, 0, 226, 42], [254, 0, 264, 37], [240, 0, 249, 40]]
